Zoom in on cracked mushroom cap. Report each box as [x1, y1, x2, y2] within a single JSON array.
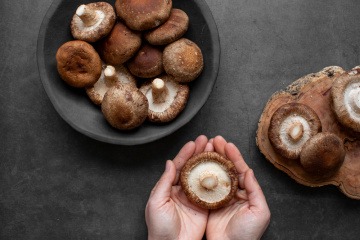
[[144, 8, 189, 46], [332, 72, 360, 132], [300, 132, 345, 179], [114, 0, 172, 31], [86, 65, 137, 105], [180, 152, 238, 209], [139, 76, 189, 123], [71, 2, 116, 42], [127, 44, 163, 78], [101, 84, 148, 130], [97, 21, 142, 66], [268, 103, 322, 159], [163, 38, 204, 83], [56, 40, 102, 88]]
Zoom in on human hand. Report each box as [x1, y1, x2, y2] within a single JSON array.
[[206, 136, 271, 240], [145, 135, 214, 240]]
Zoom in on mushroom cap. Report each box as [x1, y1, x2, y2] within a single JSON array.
[[180, 152, 238, 209], [71, 2, 116, 42], [86, 65, 137, 105], [139, 75, 189, 123], [332, 73, 360, 132], [163, 38, 204, 83], [56, 40, 102, 88], [144, 8, 189, 45], [268, 103, 322, 159], [300, 132, 345, 179], [114, 0, 172, 31], [97, 22, 142, 66], [127, 44, 163, 78], [101, 84, 148, 130]]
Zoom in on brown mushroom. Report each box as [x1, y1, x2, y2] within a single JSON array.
[[86, 65, 137, 105], [97, 22, 142, 66], [180, 152, 238, 209], [70, 2, 116, 42], [56, 40, 102, 88], [332, 71, 360, 132], [101, 84, 148, 130], [268, 103, 322, 159], [114, 0, 172, 31], [127, 44, 163, 78], [144, 8, 189, 45], [300, 132, 345, 179], [163, 38, 204, 83], [139, 76, 189, 122]]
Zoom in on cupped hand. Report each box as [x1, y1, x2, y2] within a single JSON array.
[[206, 136, 271, 240], [145, 135, 214, 240]]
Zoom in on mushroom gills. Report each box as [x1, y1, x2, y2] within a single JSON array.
[[279, 116, 311, 151], [187, 161, 231, 203], [344, 82, 360, 118], [144, 78, 177, 112], [75, 5, 105, 30]]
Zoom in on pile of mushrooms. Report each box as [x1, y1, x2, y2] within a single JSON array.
[[257, 66, 360, 199], [55, 1, 204, 130]]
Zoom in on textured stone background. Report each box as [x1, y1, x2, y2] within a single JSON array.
[[1, 0, 360, 239]]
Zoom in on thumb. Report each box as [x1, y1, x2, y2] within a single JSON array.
[[244, 169, 268, 211], [150, 160, 176, 203]]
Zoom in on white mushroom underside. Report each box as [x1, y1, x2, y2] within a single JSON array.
[[279, 116, 311, 152], [144, 81, 178, 112], [93, 69, 134, 98], [344, 82, 360, 122], [74, 10, 105, 31], [187, 161, 231, 203]]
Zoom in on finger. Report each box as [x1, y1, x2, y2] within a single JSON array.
[[194, 135, 209, 155], [150, 160, 176, 204], [244, 169, 269, 211], [213, 135, 227, 156], [224, 143, 250, 174], [173, 141, 196, 184]]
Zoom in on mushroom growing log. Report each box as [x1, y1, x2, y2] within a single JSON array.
[[256, 66, 360, 199]]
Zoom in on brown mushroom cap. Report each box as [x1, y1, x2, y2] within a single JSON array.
[[97, 22, 142, 66], [180, 152, 238, 209], [56, 40, 102, 88], [127, 44, 163, 78], [268, 103, 322, 159], [139, 75, 189, 123], [332, 72, 360, 132], [163, 38, 204, 83], [71, 2, 116, 42], [144, 8, 189, 45], [114, 0, 172, 31], [86, 65, 137, 105], [300, 132, 345, 179], [101, 84, 148, 130]]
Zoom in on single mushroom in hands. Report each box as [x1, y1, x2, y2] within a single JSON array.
[[163, 38, 204, 83], [71, 2, 116, 42], [180, 152, 238, 209], [144, 8, 189, 46], [56, 40, 102, 88], [268, 103, 322, 159], [300, 132, 345, 179], [139, 75, 189, 123], [332, 71, 360, 132], [114, 0, 172, 31], [86, 65, 137, 105], [101, 84, 148, 130]]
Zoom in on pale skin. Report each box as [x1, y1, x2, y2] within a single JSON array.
[[145, 135, 271, 240]]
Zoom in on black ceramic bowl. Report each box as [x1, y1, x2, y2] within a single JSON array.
[[37, 0, 220, 145]]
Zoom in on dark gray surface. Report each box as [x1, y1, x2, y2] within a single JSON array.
[[1, 0, 360, 239]]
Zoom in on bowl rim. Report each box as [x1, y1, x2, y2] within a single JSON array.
[[36, 0, 221, 145]]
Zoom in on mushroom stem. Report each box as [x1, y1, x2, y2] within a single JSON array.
[[76, 5, 99, 26], [152, 78, 169, 103], [200, 173, 218, 190], [349, 89, 360, 114], [287, 122, 304, 142], [104, 65, 118, 87]]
